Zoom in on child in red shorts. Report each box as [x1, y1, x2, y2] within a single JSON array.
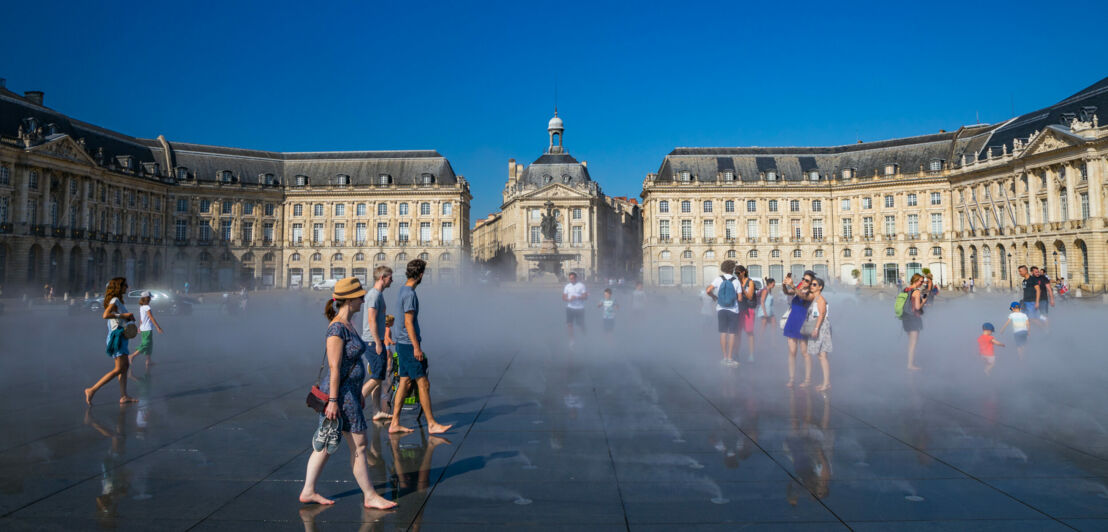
[[977, 322, 1005, 376]]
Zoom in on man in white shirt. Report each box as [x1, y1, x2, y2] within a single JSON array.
[[706, 260, 741, 367], [563, 272, 588, 343]]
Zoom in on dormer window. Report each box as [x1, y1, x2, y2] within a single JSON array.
[[176, 167, 189, 180], [116, 156, 134, 170], [378, 174, 391, 186], [221, 170, 233, 183], [766, 171, 778, 182], [884, 164, 897, 176], [335, 174, 350, 186], [420, 173, 434, 185], [679, 171, 691, 183], [841, 168, 853, 179], [723, 171, 735, 182], [263, 173, 276, 185], [562, 174, 571, 184], [809, 171, 820, 181], [295, 175, 308, 187], [929, 159, 943, 172]]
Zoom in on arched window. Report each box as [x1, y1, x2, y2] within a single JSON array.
[[290, 253, 301, 262], [792, 249, 802, 258], [354, 252, 364, 261], [681, 250, 693, 259], [726, 250, 737, 258], [375, 252, 386, 261], [440, 252, 452, 262], [843, 249, 852, 258], [311, 253, 322, 261], [418, 252, 429, 260], [332, 253, 343, 261], [748, 250, 758, 258], [660, 250, 671, 260], [396, 252, 408, 262]]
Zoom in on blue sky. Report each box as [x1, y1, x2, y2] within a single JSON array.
[[3, 1, 1106, 219]]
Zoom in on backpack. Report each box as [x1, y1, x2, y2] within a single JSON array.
[[716, 276, 738, 308], [894, 289, 911, 319]]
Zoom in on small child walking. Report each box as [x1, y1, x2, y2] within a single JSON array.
[[977, 323, 1004, 376], [598, 288, 618, 334], [129, 291, 164, 372], [998, 301, 1030, 360]]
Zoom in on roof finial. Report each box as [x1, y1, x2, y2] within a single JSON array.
[[554, 78, 558, 117]]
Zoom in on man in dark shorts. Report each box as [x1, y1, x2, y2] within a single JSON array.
[[563, 272, 588, 344], [388, 259, 452, 435], [1018, 265, 1046, 326], [1032, 267, 1055, 321], [361, 265, 393, 421], [707, 260, 741, 367]]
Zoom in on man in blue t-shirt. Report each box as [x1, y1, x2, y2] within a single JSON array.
[[389, 259, 452, 435]]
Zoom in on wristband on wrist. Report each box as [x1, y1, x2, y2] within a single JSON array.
[[328, 397, 339, 403]]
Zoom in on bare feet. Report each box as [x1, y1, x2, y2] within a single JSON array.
[[428, 435, 452, 446], [798, 380, 811, 388], [119, 396, 138, 404], [428, 423, 453, 435], [298, 503, 332, 522], [389, 424, 414, 434], [298, 492, 335, 505], [363, 495, 397, 510], [816, 384, 831, 392], [84, 388, 94, 405], [907, 365, 922, 371], [372, 411, 391, 421], [785, 380, 794, 388]]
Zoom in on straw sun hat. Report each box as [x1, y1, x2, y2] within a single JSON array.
[[332, 277, 367, 300]]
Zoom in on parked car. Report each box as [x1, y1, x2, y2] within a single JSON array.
[[124, 289, 192, 315], [311, 279, 337, 291]]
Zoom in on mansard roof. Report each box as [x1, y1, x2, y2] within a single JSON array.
[[975, 76, 1108, 160], [517, 151, 592, 188], [0, 84, 458, 187], [656, 75, 1108, 183], [0, 89, 162, 176]]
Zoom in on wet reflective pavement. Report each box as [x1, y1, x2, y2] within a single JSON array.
[[1, 292, 1107, 530]]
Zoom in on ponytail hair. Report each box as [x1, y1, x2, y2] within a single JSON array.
[[324, 298, 346, 321]]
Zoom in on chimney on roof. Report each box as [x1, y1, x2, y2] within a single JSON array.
[[0, 78, 6, 89], [939, 129, 946, 133], [24, 91, 44, 106], [581, 161, 587, 167]]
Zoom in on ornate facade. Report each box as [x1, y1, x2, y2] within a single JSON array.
[[0, 83, 469, 294], [471, 113, 641, 282], [641, 77, 1108, 293]]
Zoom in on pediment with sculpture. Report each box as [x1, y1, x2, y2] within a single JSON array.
[[27, 135, 99, 167]]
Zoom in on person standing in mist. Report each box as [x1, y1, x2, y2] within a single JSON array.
[[781, 271, 817, 386], [85, 277, 138, 405], [361, 266, 393, 421], [1019, 265, 1048, 330], [806, 278, 832, 392], [389, 259, 452, 435], [902, 274, 926, 371], [563, 272, 588, 346], [735, 265, 757, 363], [299, 277, 396, 510], [1032, 266, 1055, 326], [707, 260, 742, 367]]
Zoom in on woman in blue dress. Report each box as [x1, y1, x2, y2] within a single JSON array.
[[782, 271, 817, 388], [299, 277, 397, 510]]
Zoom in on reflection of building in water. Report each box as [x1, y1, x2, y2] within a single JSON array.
[[0, 81, 470, 292], [641, 77, 1108, 292], [471, 112, 642, 282]]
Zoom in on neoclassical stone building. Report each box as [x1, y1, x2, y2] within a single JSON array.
[[471, 113, 641, 282], [0, 81, 470, 293], [642, 77, 1108, 293]]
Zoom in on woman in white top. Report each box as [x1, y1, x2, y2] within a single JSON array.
[[85, 277, 138, 405]]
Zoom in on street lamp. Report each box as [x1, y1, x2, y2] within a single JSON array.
[[1007, 253, 1013, 290], [1052, 250, 1059, 279]]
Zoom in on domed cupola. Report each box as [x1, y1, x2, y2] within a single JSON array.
[[547, 109, 564, 154]]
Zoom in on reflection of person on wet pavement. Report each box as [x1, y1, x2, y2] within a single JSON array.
[[783, 390, 833, 502], [85, 406, 131, 524], [388, 429, 450, 498]]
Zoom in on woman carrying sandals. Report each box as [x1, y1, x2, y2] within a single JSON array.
[[84, 277, 138, 405], [299, 277, 397, 510]]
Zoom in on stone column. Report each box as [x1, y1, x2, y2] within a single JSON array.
[[1064, 163, 1079, 221], [1027, 171, 1040, 224], [1088, 156, 1104, 219], [41, 171, 51, 227], [1045, 167, 1059, 224]]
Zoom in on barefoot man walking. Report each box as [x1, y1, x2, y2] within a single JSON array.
[[388, 259, 452, 435]]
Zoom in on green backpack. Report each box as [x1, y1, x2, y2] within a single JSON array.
[[893, 290, 910, 319]]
